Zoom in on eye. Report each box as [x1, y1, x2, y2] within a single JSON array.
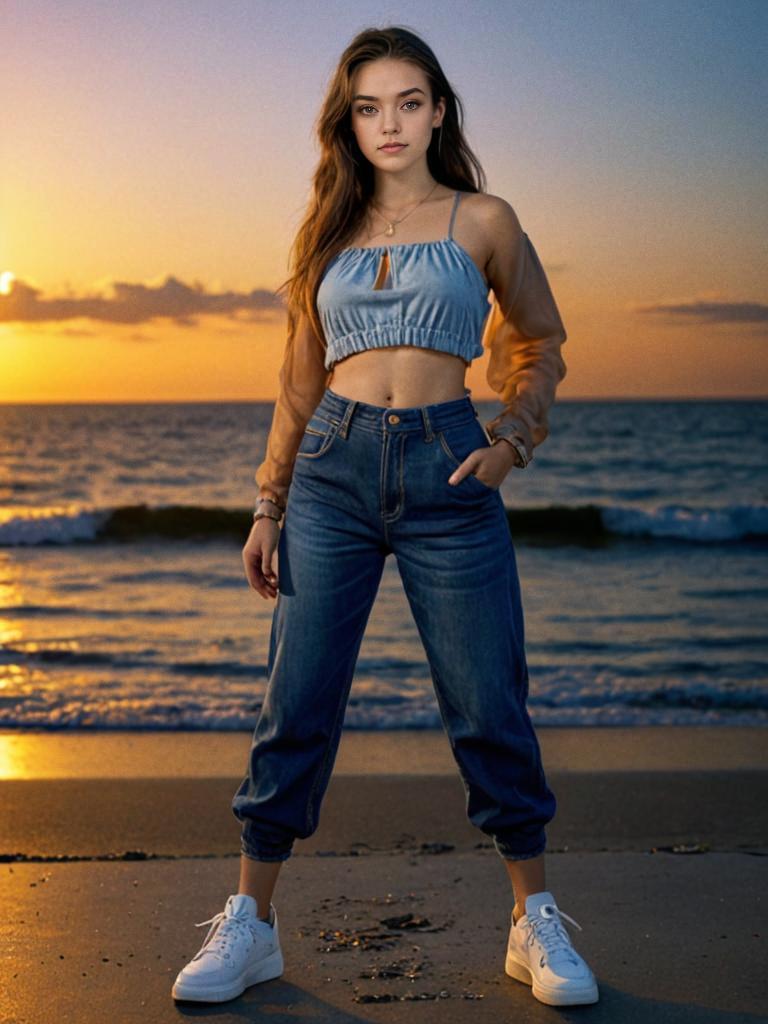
[[354, 100, 422, 116]]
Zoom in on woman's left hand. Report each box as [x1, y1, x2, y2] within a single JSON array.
[[448, 441, 520, 490]]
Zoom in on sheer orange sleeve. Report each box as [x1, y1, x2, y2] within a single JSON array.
[[254, 307, 331, 511], [481, 210, 568, 463]]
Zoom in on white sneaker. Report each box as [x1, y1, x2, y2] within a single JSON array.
[[505, 890, 599, 1006], [172, 893, 284, 1003]]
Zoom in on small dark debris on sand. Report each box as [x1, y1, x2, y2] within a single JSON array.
[[359, 956, 427, 980], [353, 989, 485, 1003]]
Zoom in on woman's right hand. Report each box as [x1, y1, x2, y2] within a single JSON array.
[[242, 518, 281, 599]]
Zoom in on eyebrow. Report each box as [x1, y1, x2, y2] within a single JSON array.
[[351, 87, 427, 101]]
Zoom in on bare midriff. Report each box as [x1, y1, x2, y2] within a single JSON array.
[[328, 346, 469, 408]]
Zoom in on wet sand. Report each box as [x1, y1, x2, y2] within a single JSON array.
[[1, 726, 766, 1021]]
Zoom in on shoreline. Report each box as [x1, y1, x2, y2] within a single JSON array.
[[1, 725, 765, 861], [0, 724, 765, 780]]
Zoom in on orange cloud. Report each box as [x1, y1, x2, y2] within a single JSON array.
[[0, 276, 284, 327]]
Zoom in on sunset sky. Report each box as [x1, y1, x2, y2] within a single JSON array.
[[1, 0, 766, 403]]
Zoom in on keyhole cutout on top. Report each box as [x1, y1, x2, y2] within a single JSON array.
[[372, 250, 393, 290]]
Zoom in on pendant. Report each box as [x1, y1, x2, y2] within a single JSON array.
[[385, 223, 395, 236]]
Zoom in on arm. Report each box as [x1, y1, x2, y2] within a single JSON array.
[[481, 200, 568, 464], [255, 306, 331, 512]]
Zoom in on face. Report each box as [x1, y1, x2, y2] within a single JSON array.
[[349, 58, 445, 171]]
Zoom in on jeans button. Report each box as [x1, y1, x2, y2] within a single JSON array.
[[387, 414, 400, 424]]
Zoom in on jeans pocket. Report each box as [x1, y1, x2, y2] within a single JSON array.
[[437, 420, 498, 494], [295, 414, 340, 460]]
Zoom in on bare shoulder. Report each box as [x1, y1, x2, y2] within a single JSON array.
[[456, 192, 524, 283], [463, 192, 523, 243]]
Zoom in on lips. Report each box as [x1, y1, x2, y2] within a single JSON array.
[[380, 144, 406, 152]]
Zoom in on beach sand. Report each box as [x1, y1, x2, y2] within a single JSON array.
[[1, 726, 766, 1021]]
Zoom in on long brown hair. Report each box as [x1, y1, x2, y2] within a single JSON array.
[[276, 24, 487, 346]]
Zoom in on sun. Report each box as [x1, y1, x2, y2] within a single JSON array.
[[0, 271, 15, 295]]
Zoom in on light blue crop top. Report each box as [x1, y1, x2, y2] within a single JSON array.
[[317, 190, 492, 371]]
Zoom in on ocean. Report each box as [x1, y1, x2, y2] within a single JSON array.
[[0, 397, 765, 729]]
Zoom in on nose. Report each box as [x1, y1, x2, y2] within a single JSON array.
[[381, 108, 401, 136]]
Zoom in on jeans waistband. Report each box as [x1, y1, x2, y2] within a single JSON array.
[[317, 385, 479, 439]]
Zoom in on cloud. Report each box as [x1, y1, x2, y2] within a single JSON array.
[[634, 297, 768, 329], [0, 275, 285, 326]]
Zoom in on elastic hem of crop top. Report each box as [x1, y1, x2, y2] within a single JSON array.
[[323, 323, 484, 371]]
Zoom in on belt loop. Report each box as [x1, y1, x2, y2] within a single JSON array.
[[421, 406, 434, 443], [338, 398, 358, 439]]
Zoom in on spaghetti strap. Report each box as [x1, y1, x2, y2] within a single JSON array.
[[447, 190, 462, 239]]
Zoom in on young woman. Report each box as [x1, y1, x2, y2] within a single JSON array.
[[172, 25, 598, 1009]]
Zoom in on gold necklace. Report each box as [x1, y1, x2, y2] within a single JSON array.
[[367, 182, 441, 240]]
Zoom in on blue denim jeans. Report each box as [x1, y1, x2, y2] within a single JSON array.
[[232, 384, 557, 862]]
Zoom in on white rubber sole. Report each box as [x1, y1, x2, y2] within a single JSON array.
[[172, 946, 284, 1003], [505, 948, 599, 1006]]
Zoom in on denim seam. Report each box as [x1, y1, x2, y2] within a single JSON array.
[[429, 661, 545, 859], [338, 398, 357, 439], [428, 663, 475, 805], [379, 429, 390, 545], [383, 432, 406, 523], [295, 420, 340, 460], [437, 431, 496, 494], [304, 670, 353, 838], [319, 390, 475, 440]]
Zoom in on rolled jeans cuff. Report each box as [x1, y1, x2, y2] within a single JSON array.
[[494, 835, 547, 861], [240, 828, 294, 863]]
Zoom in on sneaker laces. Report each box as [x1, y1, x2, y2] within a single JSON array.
[[192, 910, 259, 962], [526, 904, 583, 967]]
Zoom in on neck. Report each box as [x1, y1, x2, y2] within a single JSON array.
[[371, 171, 440, 211]]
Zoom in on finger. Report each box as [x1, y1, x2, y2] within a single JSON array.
[[261, 556, 278, 587], [448, 458, 475, 485], [250, 570, 277, 599], [243, 549, 274, 596]]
